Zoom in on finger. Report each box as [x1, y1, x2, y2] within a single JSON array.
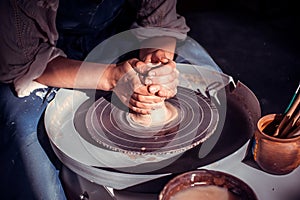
[[154, 50, 174, 63], [155, 80, 179, 99], [126, 58, 140, 70], [133, 85, 154, 96], [125, 59, 149, 75], [151, 50, 167, 63], [147, 62, 176, 77], [128, 105, 151, 115], [118, 70, 142, 93], [143, 55, 152, 64], [131, 92, 164, 103], [129, 98, 164, 110], [157, 88, 177, 99], [145, 69, 179, 85], [114, 92, 151, 115], [156, 55, 169, 64], [147, 84, 161, 94], [134, 61, 152, 75], [128, 101, 166, 115]]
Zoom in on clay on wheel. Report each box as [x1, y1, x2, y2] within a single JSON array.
[[129, 101, 178, 127]]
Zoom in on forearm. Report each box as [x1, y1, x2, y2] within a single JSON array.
[[139, 36, 177, 61], [36, 56, 115, 91]]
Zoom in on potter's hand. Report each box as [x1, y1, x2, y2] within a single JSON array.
[[142, 61, 178, 99], [140, 48, 174, 64], [138, 50, 179, 99], [112, 59, 164, 114]]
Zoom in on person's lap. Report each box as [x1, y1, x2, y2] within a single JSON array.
[[0, 84, 66, 200]]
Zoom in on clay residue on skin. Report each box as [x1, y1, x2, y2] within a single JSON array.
[[129, 101, 178, 127]]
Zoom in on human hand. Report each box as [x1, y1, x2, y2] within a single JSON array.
[[139, 49, 179, 99], [139, 60, 179, 100], [140, 48, 174, 64], [112, 59, 165, 114]]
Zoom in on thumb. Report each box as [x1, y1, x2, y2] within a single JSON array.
[[148, 84, 161, 94], [135, 61, 152, 75]]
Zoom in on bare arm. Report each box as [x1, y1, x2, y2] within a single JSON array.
[[36, 56, 165, 114], [139, 36, 176, 62], [35, 36, 178, 114], [138, 36, 179, 99], [35, 56, 116, 91]]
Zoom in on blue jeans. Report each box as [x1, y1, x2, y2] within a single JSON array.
[[176, 37, 221, 72], [0, 85, 66, 200]]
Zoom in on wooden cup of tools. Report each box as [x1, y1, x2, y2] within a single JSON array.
[[253, 113, 300, 175]]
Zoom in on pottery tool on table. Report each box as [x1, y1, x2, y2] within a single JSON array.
[[273, 82, 300, 138]]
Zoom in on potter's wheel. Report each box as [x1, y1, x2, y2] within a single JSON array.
[[45, 64, 261, 190], [85, 87, 218, 154]]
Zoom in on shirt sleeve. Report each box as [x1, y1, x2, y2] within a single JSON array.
[[131, 0, 190, 41], [0, 0, 66, 97]]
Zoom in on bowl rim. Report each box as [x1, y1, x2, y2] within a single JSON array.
[[159, 169, 258, 200], [257, 113, 300, 142]]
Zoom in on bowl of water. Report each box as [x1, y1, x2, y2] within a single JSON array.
[[159, 169, 257, 200]]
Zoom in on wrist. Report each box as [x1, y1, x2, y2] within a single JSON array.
[[97, 63, 117, 91]]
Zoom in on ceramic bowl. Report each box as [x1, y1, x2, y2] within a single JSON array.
[[159, 169, 257, 200]]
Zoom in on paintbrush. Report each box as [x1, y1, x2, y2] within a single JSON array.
[[273, 82, 300, 137], [286, 117, 300, 138], [280, 109, 300, 138]]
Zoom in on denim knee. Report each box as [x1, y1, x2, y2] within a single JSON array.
[[176, 37, 222, 72]]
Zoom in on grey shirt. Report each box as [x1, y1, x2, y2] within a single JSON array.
[[0, 0, 189, 97]]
